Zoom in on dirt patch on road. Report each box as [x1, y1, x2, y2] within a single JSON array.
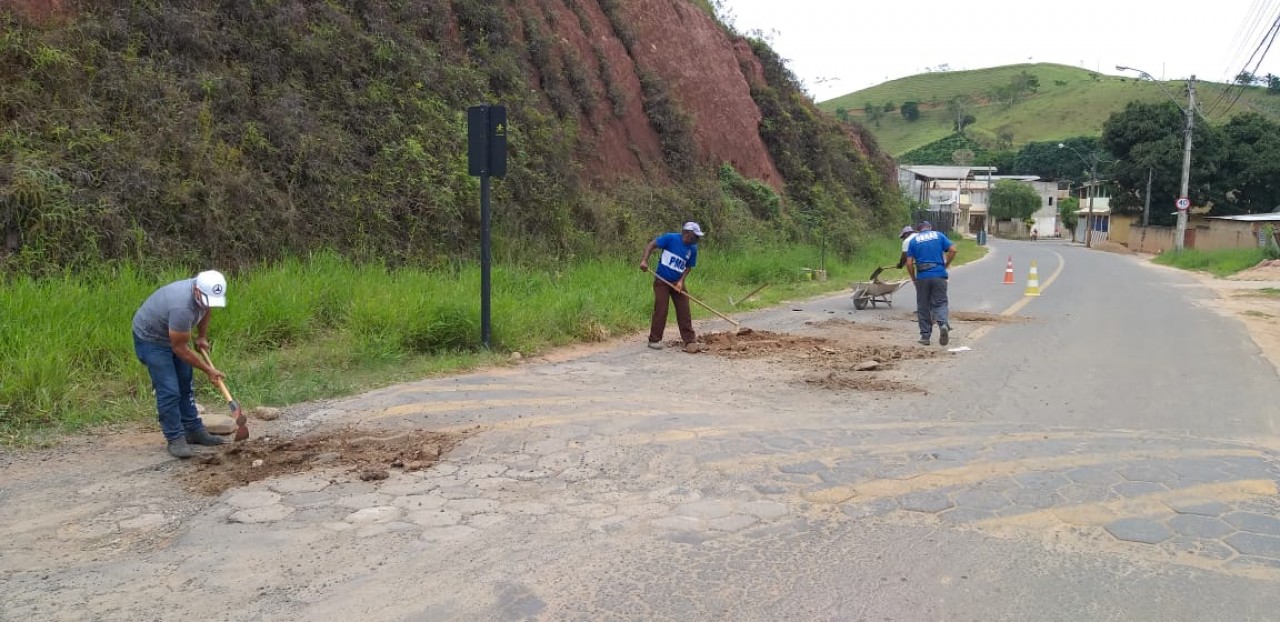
[[1092, 241, 1134, 255], [896, 311, 1028, 323], [805, 372, 922, 393], [1231, 260, 1280, 282], [181, 429, 461, 495]]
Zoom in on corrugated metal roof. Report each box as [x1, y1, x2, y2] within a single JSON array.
[[1206, 214, 1280, 222], [902, 165, 998, 180]]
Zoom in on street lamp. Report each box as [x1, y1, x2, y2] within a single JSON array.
[[1116, 65, 1196, 252], [1059, 142, 1110, 248]]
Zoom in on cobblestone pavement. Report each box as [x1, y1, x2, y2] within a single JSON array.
[[3, 242, 1280, 620]]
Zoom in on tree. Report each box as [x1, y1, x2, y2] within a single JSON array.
[[1236, 71, 1257, 86], [947, 95, 973, 133], [1101, 100, 1223, 224], [989, 180, 1041, 220], [951, 148, 975, 166], [1058, 196, 1080, 233], [1267, 74, 1280, 95], [835, 107, 849, 122], [864, 102, 885, 127], [1012, 136, 1108, 185], [995, 127, 1015, 151], [900, 101, 920, 121], [1216, 113, 1280, 214], [883, 101, 896, 113]]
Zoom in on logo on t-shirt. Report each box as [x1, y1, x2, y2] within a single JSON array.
[[660, 250, 688, 275]]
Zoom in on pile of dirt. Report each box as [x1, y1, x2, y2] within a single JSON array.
[[805, 372, 922, 393], [949, 311, 1030, 323], [695, 328, 828, 358], [181, 429, 460, 495], [1231, 259, 1280, 282]]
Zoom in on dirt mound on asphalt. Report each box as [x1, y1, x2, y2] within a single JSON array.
[[1093, 241, 1134, 255], [806, 372, 922, 393], [181, 429, 461, 495], [694, 328, 936, 364], [896, 311, 1028, 323], [696, 328, 826, 357]]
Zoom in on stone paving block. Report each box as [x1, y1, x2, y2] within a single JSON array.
[[1012, 472, 1071, 491], [899, 492, 953, 514], [455, 463, 509, 480], [651, 516, 703, 531], [1005, 488, 1062, 510], [753, 484, 788, 495], [953, 490, 1010, 512], [1223, 512, 1280, 536], [345, 506, 403, 525], [429, 463, 461, 476], [525, 439, 568, 455], [409, 510, 462, 527], [225, 490, 282, 509], [1105, 518, 1173, 544], [1227, 556, 1280, 571], [1116, 464, 1178, 484], [467, 513, 509, 529], [940, 508, 994, 525], [1165, 459, 1230, 482], [420, 525, 479, 542], [841, 498, 898, 520], [470, 477, 519, 492], [229, 504, 295, 524], [763, 437, 808, 451], [565, 503, 617, 519], [587, 516, 629, 533], [1161, 536, 1237, 561], [445, 498, 500, 514], [393, 494, 448, 511], [617, 503, 671, 518], [119, 514, 167, 530], [1064, 466, 1122, 486], [708, 514, 759, 532], [336, 493, 393, 510], [1225, 532, 1280, 558], [648, 486, 702, 504], [1056, 484, 1119, 505], [1112, 481, 1169, 498], [674, 500, 735, 520], [268, 474, 333, 494], [1168, 514, 1235, 539], [778, 460, 828, 475], [377, 479, 440, 496], [558, 468, 600, 482], [1163, 499, 1231, 517], [507, 469, 552, 481], [503, 502, 552, 516], [281, 491, 339, 508], [738, 500, 789, 520]]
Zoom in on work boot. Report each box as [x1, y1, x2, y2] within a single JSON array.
[[167, 438, 195, 459], [918, 337, 930, 346], [187, 428, 226, 446], [647, 341, 663, 350], [939, 323, 950, 346]]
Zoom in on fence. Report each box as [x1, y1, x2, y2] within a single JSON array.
[[911, 210, 955, 234]]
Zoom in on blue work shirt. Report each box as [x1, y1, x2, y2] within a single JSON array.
[[907, 230, 953, 279], [653, 232, 698, 283]]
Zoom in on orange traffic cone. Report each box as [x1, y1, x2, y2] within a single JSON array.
[[1025, 260, 1041, 297], [1003, 256, 1015, 285]]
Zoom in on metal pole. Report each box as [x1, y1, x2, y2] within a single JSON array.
[[1143, 167, 1153, 227], [1086, 158, 1096, 248], [1175, 76, 1196, 252], [480, 174, 492, 348]]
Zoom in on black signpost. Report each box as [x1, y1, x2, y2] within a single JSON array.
[[467, 104, 507, 348]]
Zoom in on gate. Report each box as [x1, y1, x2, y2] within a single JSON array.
[[911, 209, 956, 234]]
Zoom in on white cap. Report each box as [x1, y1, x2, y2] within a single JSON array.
[[682, 222, 705, 237], [195, 270, 228, 308]]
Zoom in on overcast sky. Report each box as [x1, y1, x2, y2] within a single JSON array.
[[724, 0, 1280, 101]]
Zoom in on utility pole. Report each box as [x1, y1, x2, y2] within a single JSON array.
[[1086, 158, 1097, 248], [1143, 167, 1153, 227], [1175, 76, 1196, 252]]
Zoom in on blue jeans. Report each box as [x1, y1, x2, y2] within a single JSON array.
[[133, 333, 204, 441]]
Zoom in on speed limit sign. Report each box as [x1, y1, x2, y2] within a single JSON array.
[[1176, 197, 1190, 211]]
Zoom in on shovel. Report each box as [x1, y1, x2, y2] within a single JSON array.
[[198, 347, 249, 442], [645, 269, 740, 327]]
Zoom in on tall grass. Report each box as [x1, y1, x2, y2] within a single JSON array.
[[0, 240, 984, 444], [1152, 247, 1268, 277]]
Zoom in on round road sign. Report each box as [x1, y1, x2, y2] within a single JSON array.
[[1176, 197, 1190, 210]]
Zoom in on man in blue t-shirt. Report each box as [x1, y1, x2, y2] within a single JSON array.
[[639, 222, 703, 349], [905, 221, 958, 346]]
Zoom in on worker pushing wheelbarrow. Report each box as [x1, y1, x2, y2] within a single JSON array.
[[851, 266, 910, 310]]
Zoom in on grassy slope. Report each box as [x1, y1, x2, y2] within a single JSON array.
[[0, 240, 985, 445], [1152, 247, 1271, 277], [819, 63, 1280, 156]]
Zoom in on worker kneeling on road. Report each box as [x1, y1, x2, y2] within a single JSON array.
[[639, 222, 703, 350], [132, 271, 230, 459], [905, 221, 958, 346]]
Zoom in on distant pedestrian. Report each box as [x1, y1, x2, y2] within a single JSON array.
[[132, 271, 230, 458], [895, 225, 917, 269], [1031, 227, 1039, 242], [639, 222, 703, 349], [905, 221, 958, 346]]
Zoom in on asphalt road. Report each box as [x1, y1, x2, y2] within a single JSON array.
[[3, 239, 1280, 621]]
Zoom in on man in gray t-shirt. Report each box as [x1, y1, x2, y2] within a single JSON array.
[[131, 270, 231, 458]]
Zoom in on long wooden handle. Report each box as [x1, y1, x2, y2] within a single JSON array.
[[198, 348, 236, 403], [649, 272, 740, 326]]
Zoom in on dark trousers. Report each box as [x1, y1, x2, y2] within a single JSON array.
[[649, 279, 696, 344], [914, 277, 950, 338]]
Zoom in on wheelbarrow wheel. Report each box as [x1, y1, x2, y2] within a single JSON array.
[[854, 295, 869, 310]]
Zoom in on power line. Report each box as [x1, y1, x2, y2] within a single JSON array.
[[1205, 6, 1280, 118]]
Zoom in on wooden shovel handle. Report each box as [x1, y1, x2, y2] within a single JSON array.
[[649, 271, 740, 327], [198, 348, 236, 403]]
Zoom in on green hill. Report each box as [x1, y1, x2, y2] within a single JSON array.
[[820, 63, 1280, 156]]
